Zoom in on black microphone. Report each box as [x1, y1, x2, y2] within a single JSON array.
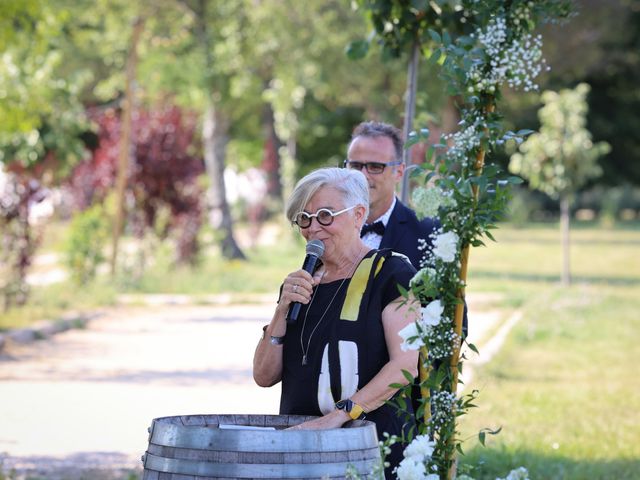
[[286, 239, 325, 325]]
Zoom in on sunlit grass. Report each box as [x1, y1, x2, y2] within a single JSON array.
[[126, 226, 305, 294], [458, 222, 640, 479], [0, 279, 119, 330]]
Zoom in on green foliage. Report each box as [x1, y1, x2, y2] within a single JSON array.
[[0, 1, 91, 176], [504, 186, 544, 227], [350, 0, 462, 59], [385, 1, 575, 476], [64, 204, 110, 285], [509, 83, 610, 199]]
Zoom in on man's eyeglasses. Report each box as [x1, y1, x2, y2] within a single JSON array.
[[293, 206, 356, 229], [344, 159, 402, 174]]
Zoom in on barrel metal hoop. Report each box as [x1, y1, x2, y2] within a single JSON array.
[[150, 421, 379, 453], [143, 452, 381, 478]]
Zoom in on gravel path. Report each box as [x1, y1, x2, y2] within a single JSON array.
[[0, 294, 509, 479], [0, 304, 280, 479]]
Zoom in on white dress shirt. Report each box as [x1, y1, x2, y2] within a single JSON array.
[[361, 197, 396, 250]]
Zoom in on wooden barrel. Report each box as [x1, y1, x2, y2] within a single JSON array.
[[142, 414, 382, 479]]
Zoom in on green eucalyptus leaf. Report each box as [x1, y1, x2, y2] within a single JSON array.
[[429, 47, 442, 64], [405, 133, 422, 148], [457, 35, 475, 46], [402, 369, 415, 383], [516, 129, 535, 136], [428, 29, 441, 44], [443, 30, 452, 46], [345, 39, 370, 60]]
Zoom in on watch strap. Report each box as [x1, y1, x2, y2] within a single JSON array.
[[348, 402, 364, 420], [335, 399, 365, 420]]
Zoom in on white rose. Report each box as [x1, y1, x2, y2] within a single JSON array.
[[433, 231, 459, 263], [504, 467, 530, 480], [395, 456, 426, 480], [421, 300, 444, 327], [398, 322, 424, 352], [403, 434, 435, 460]]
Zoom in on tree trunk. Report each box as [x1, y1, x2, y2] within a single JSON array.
[[560, 194, 571, 286], [193, 0, 244, 260], [110, 17, 144, 275], [202, 102, 245, 260], [261, 96, 283, 204]]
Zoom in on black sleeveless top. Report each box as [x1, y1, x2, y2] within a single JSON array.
[[279, 249, 416, 435]]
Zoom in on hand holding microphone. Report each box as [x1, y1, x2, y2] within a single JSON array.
[[286, 239, 325, 324]]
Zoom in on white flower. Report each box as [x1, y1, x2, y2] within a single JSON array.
[[409, 267, 437, 291], [403, 434, 435, 460], [497, 466, 530, 480], [398, 322, 424, 351], [433, 231, 459, 263], [412, 187, 458, 220], [412, 187, 441, 219], [395, 456, 426, 480], [421, 300, 444, 327]]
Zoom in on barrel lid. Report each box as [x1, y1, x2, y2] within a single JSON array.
[[147, 414, 379, 453]]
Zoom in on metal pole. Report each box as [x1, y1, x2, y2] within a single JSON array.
[[401, 40, 420, 203]]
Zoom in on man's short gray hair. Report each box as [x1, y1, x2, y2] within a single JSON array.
[[350, 121, 403, 161], [285, 167, 369, 223]]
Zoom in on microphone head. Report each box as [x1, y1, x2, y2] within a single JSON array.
[[306, 239, 325, 258]]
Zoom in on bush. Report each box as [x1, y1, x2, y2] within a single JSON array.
[[64, 204, 110, 284], [67, 104, 205, 266], [0, 173, 45, 311], [505, 187, 543, 227]]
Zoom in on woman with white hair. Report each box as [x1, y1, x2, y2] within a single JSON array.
[[253, 167, 420, 477]]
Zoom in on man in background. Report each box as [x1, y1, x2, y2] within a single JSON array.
[[346, 120, 468, 424], [345, 121, 438, 267]]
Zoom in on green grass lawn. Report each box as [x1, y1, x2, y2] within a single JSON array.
[[458, 223, 640, 479]]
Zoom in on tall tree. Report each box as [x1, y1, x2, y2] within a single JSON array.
[[506, 0, 640, 186], [510, 83, 610, 285], [191, 0, 245, 259], [0, 0, 92, 307]]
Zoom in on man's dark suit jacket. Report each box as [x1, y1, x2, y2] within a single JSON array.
[[379, 199, 439, 269]]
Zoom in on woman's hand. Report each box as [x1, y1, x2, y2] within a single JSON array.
[[278, 268, 320, 310], [286, 409, 350, 431], [253, 268, 322, 388]]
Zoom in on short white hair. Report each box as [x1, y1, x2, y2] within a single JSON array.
[[285, 167, 369, 222]]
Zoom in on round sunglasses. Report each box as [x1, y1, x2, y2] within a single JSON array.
[[293, 205, 356, 229]]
